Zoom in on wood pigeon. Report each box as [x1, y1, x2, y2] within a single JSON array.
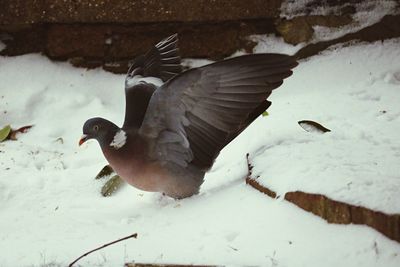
[[80, 34, 298, 199]]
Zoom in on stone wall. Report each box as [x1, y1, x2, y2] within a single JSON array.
[[0, 0, 282, 72], [1, 0, 399, 73], [0, 0, 282, 24]]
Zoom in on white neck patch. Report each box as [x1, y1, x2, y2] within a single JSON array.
[[110, 130, 127, 149]]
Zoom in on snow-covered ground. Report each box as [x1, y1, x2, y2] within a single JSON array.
[[280, 0, 399, 43], [0, 38, 400, 267], [251, 39, 400, 214]]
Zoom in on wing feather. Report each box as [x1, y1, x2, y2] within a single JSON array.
[[140, 54, 298, 169], [123, 34, 182, 128]]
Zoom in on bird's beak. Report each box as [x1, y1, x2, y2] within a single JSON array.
[[79, 134, 89, 146]]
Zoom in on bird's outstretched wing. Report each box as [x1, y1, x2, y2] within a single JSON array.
[[126, 33, 182, 83], [139, 54, 298, 170], [123, 34, 182, 129]]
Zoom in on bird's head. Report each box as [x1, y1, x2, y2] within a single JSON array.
[[79, 117, 120, 148]]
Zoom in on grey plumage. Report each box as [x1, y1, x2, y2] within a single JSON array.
[[139, 54, 298, 170], [124, 34, 182, 128], [81, 34, 298, 199]]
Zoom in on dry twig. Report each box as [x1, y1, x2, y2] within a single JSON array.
[[69, 233, 138, 267]]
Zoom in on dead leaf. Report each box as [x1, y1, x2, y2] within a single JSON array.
[[0, 125, 11, 142], [95, 165, 115, 179], [101, 175, 124, 197], [298, 120, 331, 133], [9, 125, 33, 140]]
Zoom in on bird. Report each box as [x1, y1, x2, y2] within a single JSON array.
[[79, 34, 298, 199]]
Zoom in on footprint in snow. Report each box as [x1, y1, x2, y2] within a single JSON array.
[[225, 231, 239, 242], [383, 72, 400, 84]]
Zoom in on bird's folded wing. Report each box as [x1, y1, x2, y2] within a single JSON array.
[[123, 82, 158, 129], [123, 34, 182, 128], [139, 54, 298, 169]]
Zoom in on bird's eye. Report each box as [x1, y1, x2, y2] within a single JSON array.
[[93, 125, 99, 131]]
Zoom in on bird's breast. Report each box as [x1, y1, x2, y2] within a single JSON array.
[[101, 136, 202, 198], [103, 148, 167, 192]]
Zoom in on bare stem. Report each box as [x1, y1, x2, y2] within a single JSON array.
[[69, 233, 138, 267]]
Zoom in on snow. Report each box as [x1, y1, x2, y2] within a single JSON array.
[[110, 130, 127, 149], [280, 0, 399, 43], [1, 39, 400, 267], [250, 34, 304, 55], [105, 38, 113, 45], [250, 39, 400, 215], [0, 41, 5, 52], [280, 0, 399, 19]]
